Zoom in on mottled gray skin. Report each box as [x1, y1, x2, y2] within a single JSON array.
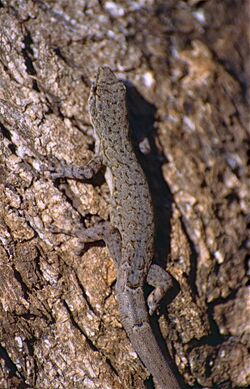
[[88, 67, 180, 389], [88, 67, 154, 288], [50, 67, 180, 388]]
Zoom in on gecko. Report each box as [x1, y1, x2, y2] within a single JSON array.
[[49, 66, 181, 389]]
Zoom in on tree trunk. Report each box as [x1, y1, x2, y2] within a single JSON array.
[[0, 1, 249, 388]]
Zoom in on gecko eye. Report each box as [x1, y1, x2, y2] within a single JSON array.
[[98, 102, 103, 112], [92, 83, 97, 93]]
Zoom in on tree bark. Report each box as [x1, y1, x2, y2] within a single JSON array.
[[0, 1, 249, 388]]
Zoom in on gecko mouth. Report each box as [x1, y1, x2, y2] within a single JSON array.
[[97, 66, 118, 86]]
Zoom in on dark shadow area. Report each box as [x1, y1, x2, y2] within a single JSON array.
[[0, 345, 18, 378], [124, 80, 173, 269], [124, 81, 189, 389], [0, 345, 29, 387]]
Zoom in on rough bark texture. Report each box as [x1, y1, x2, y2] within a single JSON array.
[[0, 1, 249, 388]]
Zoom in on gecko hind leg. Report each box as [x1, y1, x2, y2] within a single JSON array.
[[73, 221, 122, 265], [146, 264, 173, 315], [45, 156, 122, 263]]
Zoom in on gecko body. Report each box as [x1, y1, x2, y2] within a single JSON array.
[[51, 67, 180, 389], [89, 67, 180, 389]]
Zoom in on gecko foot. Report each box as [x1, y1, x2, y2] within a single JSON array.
[[48, 220, 122, 263], [44, 156, 103, 181], [147, 264, 173, 315]]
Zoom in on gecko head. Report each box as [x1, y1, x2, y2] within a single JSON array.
[[88, 67, 129, 140]]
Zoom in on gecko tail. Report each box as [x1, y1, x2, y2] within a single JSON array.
[[117, 288, 181, 389], [130, 320, 181, 389]]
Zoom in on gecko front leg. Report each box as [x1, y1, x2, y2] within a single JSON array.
[[48, 155, 103, 180]]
